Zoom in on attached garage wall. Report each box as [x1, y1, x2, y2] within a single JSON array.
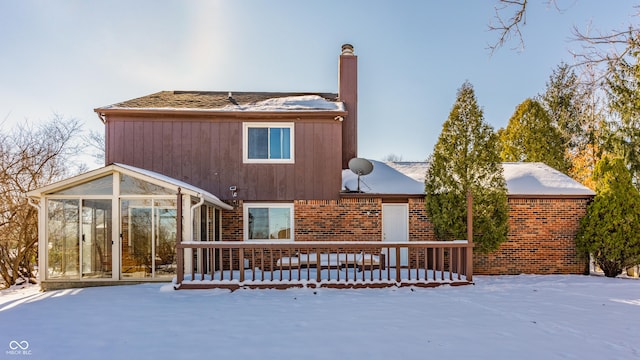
[[474, 197, 590, 275]]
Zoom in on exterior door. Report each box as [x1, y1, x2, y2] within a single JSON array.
[[382, 203, 409, 267], [120, 199, 177, 279], [81, 200, 112, 278]]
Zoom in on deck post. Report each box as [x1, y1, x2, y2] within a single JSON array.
[[395, 246, 401, 283], [316, 252, 321, 282], [239, 247, 245, 282], [176, 188, 184, 286], [466, 190, 473, 282]]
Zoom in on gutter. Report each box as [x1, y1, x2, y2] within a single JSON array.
[[96, 112, 106, 124], [93, 108, 347, 119], [27, 197, 40, 210]]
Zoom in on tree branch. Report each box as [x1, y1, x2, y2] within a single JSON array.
[[488, 0, 528, 53]]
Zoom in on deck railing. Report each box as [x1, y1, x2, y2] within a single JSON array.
[[175, 240, 473, 289]]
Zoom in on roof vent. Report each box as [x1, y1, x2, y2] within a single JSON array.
[[341, 44, 354, 56]]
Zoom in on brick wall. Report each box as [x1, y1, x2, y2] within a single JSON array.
[[218, 197, 591, 275], [294, 198, 382, 241], [221, 204, 243, 241], [474, 197, 590, 275], [409, 198, 436, 241]]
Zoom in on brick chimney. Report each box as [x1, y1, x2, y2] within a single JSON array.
[[339, 44, 358, 169]]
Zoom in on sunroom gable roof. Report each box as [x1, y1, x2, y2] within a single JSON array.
[[26, 163, 233, 210]]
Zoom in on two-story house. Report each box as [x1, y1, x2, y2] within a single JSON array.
[[27, 45, 594, 290]]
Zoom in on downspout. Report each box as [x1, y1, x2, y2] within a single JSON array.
[[176, 188, 183, 288], [27, 197, 43, 284], [96, 112, 106, 124], [190, 194, 205, 239], [466, 190, 473, 282], [28, 197, 40, 210]]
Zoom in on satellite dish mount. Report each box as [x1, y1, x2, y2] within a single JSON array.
[[348, 158, 374, 192]]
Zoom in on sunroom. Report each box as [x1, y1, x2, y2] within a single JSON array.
[[27, 163, 232, 290]]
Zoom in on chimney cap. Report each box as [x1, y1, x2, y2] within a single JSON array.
[[341, 44, 355, 56]]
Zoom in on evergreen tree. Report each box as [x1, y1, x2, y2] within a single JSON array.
[[606, 39, 640, 187], [541, 63, 609, 189], [541, 62, 582, 150], [576, 157, 640, 277], [425, 81, 509, 254], [499, 98, 570, 173]]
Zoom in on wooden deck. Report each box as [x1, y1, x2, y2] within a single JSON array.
[[175, 241, 473, 290]]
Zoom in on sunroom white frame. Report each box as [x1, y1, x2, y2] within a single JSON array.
[[27, 163, 232, 286]]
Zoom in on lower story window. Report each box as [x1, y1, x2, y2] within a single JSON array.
[[244, 203, 293, 241]]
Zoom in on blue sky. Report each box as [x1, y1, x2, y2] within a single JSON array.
[[0, 1, 635, 164]]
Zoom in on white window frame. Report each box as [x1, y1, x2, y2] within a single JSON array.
[[243, 202, 294, 242], [242, 122, 295, 164]]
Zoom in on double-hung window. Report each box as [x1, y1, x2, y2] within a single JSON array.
[[243, 122, 294, 163], [244, 203, 294, 241]]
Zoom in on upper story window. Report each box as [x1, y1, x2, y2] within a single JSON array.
[[243, 122, 294, 163]]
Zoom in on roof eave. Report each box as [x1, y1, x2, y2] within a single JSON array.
[[507, 193, 595, 199], [94, 108, 348, 119]]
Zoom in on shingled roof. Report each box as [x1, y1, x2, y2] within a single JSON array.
[[95, 91, 342, 112]]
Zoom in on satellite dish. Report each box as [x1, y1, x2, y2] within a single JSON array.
[[348, 158, 374, 192]]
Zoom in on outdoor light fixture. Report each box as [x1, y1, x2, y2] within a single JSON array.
[[230, 185, 238, 209]]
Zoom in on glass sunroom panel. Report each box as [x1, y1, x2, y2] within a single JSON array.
[[47, 199, 80, 279], [81, 199, 112, 279], [52, 175, 113, 195], [121, 199, 152, 278], [154, 199, 177, 278], [121, 199, 177, 279], [120, 175, 175, 195]]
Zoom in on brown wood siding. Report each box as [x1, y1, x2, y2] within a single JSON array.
[[105, 115, 343, 201]]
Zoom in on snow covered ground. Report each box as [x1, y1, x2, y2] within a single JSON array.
[[0, 275, 638, 360]]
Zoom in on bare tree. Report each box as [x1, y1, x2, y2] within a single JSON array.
[[382, 153, 403, 162], [488, 0, 529, 53], [84, 129, 106, 165], [570, 24, 639, 77], [0, 115, 83, 288], [488, 1, 638, 75]]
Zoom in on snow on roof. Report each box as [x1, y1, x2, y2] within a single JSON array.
[[219, 95, 345, 112], [347, 161, 595, 196], [501, 162, 595, 196], [102, 94, 345, 113], [342, 160, 424, 194]]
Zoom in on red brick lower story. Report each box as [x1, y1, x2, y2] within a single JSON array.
[[221, 196, 591, 275]]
